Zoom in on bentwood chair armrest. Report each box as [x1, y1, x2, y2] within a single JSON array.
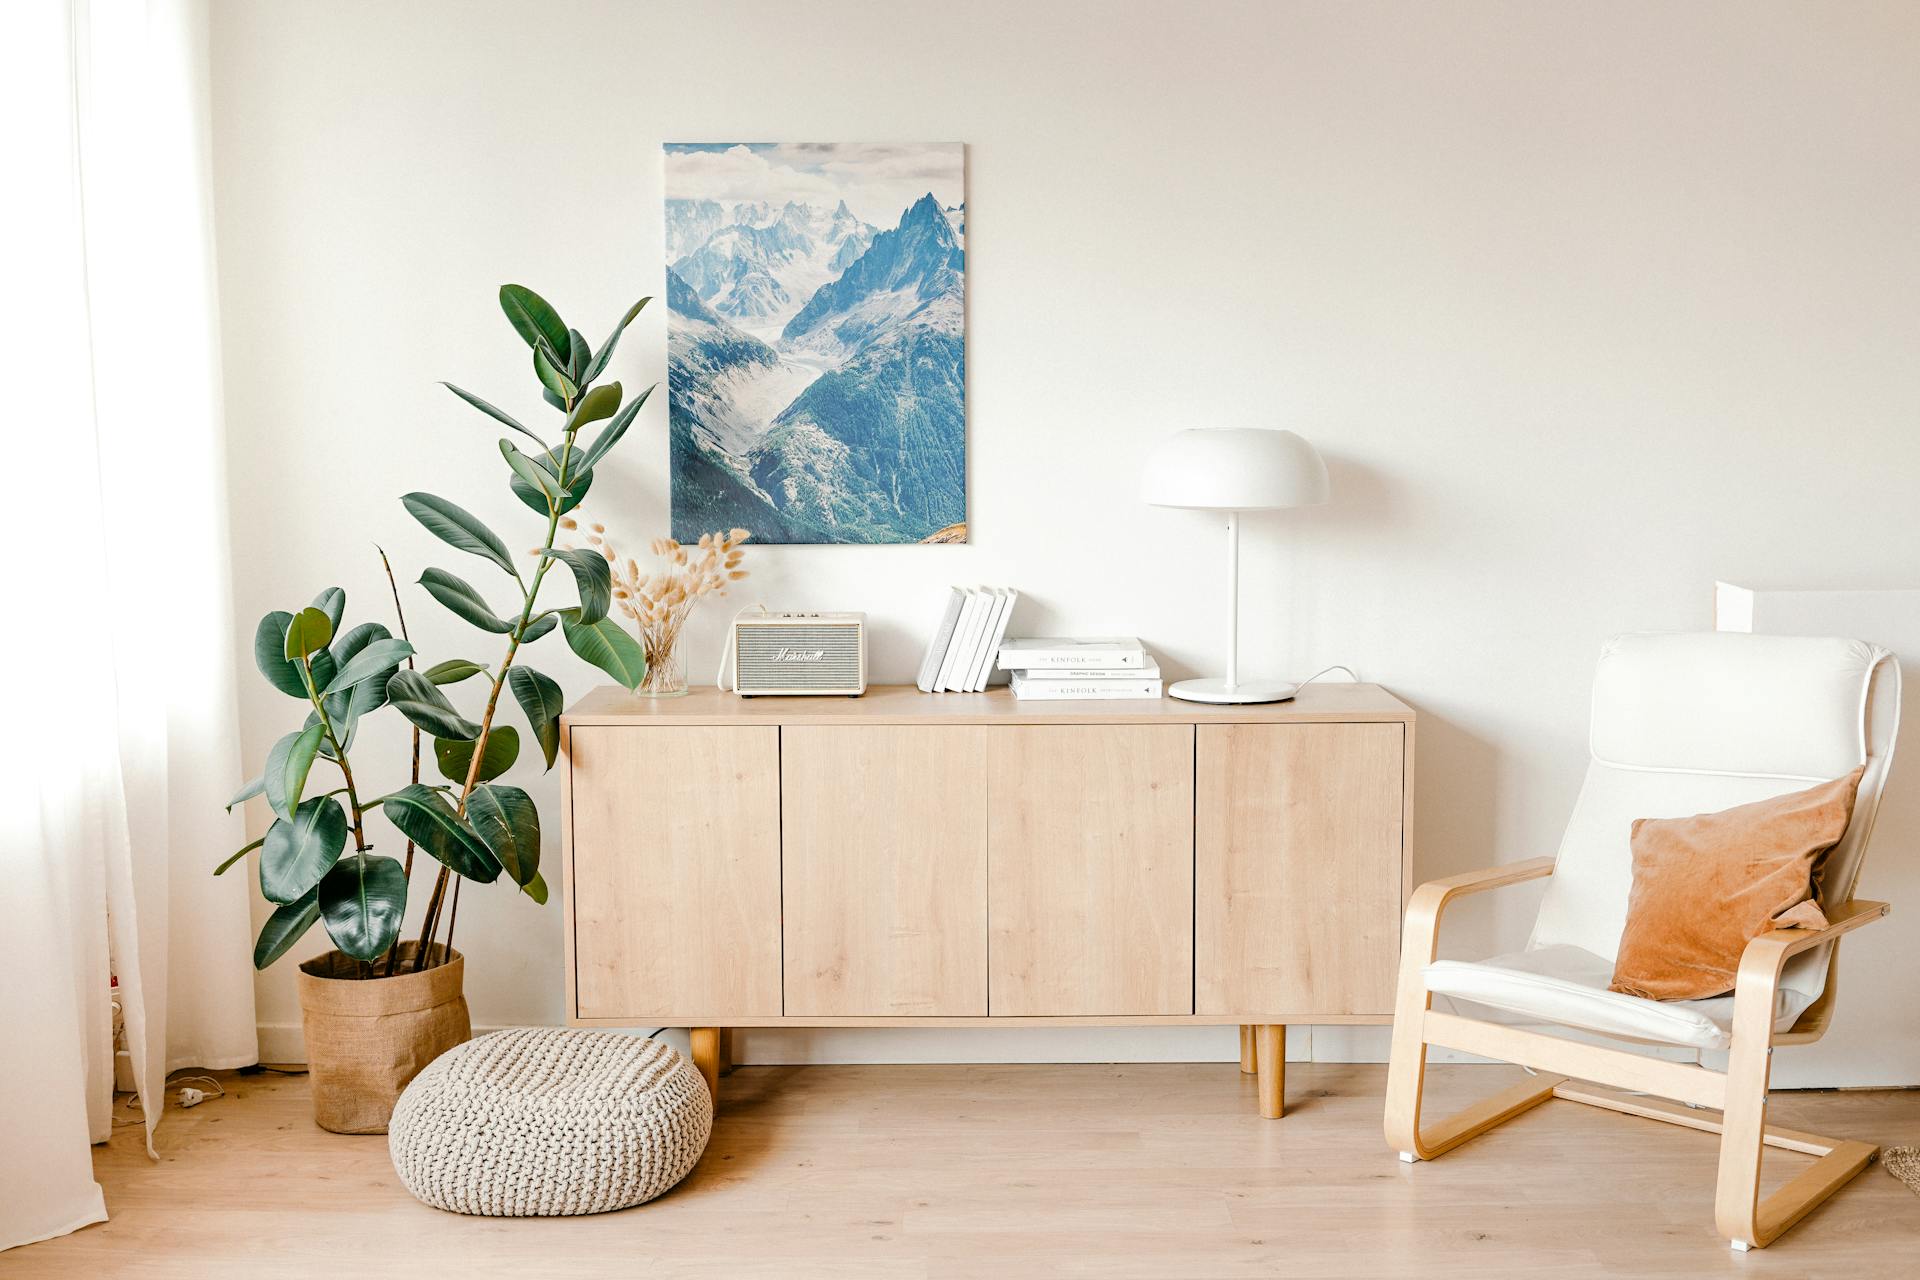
[[1731, 899, 1891, 1012], [1405, 857, 1557, 937], [1401, 856, 1557, 966]]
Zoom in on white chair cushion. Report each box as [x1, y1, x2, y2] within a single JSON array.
[[1424, 944, 1817, 1052], [1527, 633, 1893, 1020], [1587, 632, 1879, 779]]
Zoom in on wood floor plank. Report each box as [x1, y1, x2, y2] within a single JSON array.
[[6, 1063, 1918, 1278]]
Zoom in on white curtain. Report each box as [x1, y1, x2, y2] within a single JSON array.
[[1, 0, 257, 1253]]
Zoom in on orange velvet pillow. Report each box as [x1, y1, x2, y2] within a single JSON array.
[[1608, 766, 1864, 1002]]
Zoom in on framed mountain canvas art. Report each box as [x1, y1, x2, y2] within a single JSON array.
[[666, 143, 967, 544]]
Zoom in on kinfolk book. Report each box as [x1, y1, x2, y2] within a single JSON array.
[[1010, 671, 1162, 700], [1016, 656, 1161, 681], [998, 637, 1146, 670]]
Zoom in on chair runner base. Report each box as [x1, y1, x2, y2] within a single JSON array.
[[1395, 1070, 1879, 1250]]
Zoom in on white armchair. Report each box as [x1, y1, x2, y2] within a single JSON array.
[[1385, 632, 1901, 1250]]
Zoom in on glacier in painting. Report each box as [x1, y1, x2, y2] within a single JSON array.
[[666, 143, 966, 544]]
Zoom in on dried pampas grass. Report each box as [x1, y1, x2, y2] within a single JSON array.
[[574, 526, 750, 693]]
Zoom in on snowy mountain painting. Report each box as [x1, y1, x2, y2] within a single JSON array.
[[666, 143, 967, 544]]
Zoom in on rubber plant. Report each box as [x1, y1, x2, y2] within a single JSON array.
[[221, 285, 652, 974]]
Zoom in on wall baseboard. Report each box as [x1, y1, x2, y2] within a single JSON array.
[[256, 1022, 1499, 1067]]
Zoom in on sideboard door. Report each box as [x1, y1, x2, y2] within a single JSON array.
[[782, 725, 989, 1016], [1195, 722, 1405, 1017], [987, 724, 1195, 1016], [569, 725, 783, 1021]]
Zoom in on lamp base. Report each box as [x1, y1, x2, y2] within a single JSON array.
[[1166, 677, 1300, 705]]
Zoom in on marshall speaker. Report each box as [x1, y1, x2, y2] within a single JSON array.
[[725, 610, 867, 696]]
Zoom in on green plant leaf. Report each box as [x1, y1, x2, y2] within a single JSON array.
[[402, 492, 519, 578], [320, 636, 414, 697], [381, 783, 500, 882], [581, 296, 649, 386], [562, 610, 647, 690], [316, 681, 382, 754], [508, 443, 594, 516], [283, 606, 334, 660], [253, 889, 321, 969], [532, 342, 578, 403], [419, 567, 515, 633], [311, 587, 346, 635], [254, 611, 305, 696], [318, 853, 408, 962], [500, 439, 561, 506], [565, 327, 589, 382], [227, 772, 265, 811], [214, 835, 265, 876], [522, 870, 549, 905], [327, 621, 390, 670], [386, 669, 482, 740], [580, 384, 652, 471], [442, 381, 546, 446], [521, 612, 558, 642], [263, 722, 326, 822], [541, 386, 567, 413], [259, 795, 349, 905], [565, 382, 622, 433], [306, 709, 337, 759], [424, 658, 488, 685], [499, 284, 570, 358], [467, 782, 540, 887], [508, 665, 564, 769], [541, 548, 612, 624], [318, 622, 394, 729], [434, 725, 520, 784]]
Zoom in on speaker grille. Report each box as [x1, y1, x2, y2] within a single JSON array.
[[735, 623, 863, 692]]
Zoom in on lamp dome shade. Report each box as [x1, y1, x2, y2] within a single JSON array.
[[1140, 428, 1330, 510]]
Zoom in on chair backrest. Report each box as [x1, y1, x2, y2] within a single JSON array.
[[1530, 632, 1901, 1009]]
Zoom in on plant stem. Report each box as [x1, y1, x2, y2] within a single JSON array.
[[443, 877, 462, 964], [413, 867, 450, 971], [437, 425, 579, 965], [297, 661, 369, 855], [378, 546, 420, 978]]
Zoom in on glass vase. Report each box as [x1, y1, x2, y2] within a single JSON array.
[[637, 640, 688, 697]]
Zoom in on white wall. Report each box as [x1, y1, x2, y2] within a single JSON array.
[[208, 0, 1920, 1066]]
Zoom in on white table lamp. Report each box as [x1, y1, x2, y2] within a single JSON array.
[[1141, 428, 1329, 704]]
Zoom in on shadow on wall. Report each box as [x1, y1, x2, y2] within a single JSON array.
[[1409, 710, 1546, 959]]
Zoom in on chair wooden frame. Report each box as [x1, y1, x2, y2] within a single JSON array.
[[1383, 857, 1890, 1251]]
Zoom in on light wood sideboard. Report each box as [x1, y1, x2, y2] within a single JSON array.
[[559, 684, 1415, 1118]]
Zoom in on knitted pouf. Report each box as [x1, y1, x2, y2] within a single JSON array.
[[388, 1027, 712, 1216]]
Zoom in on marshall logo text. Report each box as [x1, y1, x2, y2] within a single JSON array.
[[771, 647, 826, 663]]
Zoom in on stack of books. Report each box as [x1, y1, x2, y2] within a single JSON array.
[[999, 637, 1163, 700], [916, 586, 1020, 692]]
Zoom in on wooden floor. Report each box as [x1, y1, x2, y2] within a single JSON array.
[[9, 1063, 1920, 1278]]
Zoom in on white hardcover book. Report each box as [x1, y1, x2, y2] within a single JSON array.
[[936, 588, 989, 692], [957, 587, 999, 691], [959, 588, 998, 693], [1020, 655, 1161, 681], [968, 588, 1017, 691], [982, 588, 1021, 689], [998, 636, 1145, 670], [1011, 671, 1162, 700], [916, 587, 969, 693]]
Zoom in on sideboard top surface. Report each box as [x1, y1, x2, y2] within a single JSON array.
[[563, 683, 1414, 727]]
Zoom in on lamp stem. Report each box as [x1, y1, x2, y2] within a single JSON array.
[[1225, 509, 1239, 692]]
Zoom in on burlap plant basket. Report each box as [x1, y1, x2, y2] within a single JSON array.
[[297, 943, 470, 1134]]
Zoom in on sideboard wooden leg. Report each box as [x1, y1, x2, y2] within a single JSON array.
[[1255, 1025, 1286, 1119], [1239, 1024, 1257, 1074], [690, 1027, 722, 1101]]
